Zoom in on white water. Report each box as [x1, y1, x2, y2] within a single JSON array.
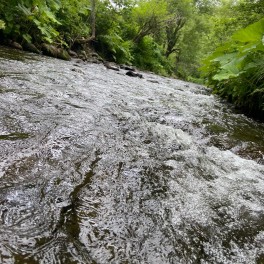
[[0, 46, 264, 263]]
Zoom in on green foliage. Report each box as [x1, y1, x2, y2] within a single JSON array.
[[0, 0, 62, 44], [95, 1, 134, 64], [133, 36, 168, 75], [99, 31, 133, 64], [132, 0, 168, 27], [56, 0, 90, 46], [0, 20, 5, 29], [201, 18, 264, 120], [20, 0, 62, 43], [233, 0, 264, 27], [131, 0, 169, 44]]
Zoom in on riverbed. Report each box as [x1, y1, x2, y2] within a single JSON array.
[[0, 46, 264, 263]]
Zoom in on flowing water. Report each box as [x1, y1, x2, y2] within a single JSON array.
[[0, 45, 264, 264]]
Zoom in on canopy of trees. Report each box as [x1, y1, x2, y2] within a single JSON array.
[[0, 0, 263, 119]]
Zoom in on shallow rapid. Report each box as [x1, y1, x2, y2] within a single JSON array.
[[0, 46, 264, 263]]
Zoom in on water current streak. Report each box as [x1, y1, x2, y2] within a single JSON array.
[[51, 150, 101, 263]]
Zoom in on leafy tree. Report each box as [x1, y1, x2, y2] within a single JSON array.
[[56, 0, 91, 46], [94, 0, 134, 63], [90, 0, 96, 39], [131, 0, 168, 44], [164, 0, 193, 58], [234, 0, 264, 27], [133, 35, 168, 74]]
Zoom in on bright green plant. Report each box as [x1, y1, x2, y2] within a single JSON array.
[[131, 0, 168, 44], [95, 2, 134, 64], [133, 35, 167, 75], [99, 30, 134, 64], [17, 0, 62, 43], [56, 0, 91, 46], [0, 0, 62, 44], [201, 18, 264, 120], [0, 20, 5, 29]]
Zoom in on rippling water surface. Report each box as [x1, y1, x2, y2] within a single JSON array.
[[0, 46, 264, 263]]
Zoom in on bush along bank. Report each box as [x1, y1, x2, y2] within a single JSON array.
[[0, 0, 96, 61], [200, 18, 264, 122]]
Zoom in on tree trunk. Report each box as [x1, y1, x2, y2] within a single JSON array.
[[165, 17, 185, 58], [90, 0, 96, 40]]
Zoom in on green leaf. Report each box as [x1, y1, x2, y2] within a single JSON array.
[[17, 4, 32, 16], [232, 18, 264, 43], [212, 53, 237, 65], [0, 20, 5, 29], [49, 0, 61, 11], [22, 33, 32, 43], [42, 9, 61, 25]]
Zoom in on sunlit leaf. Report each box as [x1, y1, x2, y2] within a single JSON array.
[[22, 33, 32, 43], [0, 20, 5, 29], [232, 18, 264, 43]]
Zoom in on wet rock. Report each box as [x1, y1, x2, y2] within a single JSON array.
[[91, 53, 104, 63], [80, 50, 87, 60], [42, 43, 58, 57], [68, 50, 78, 57], [73, 59, 84, 64], [97, 57, 104, 63], [126, 70, 143, 78], [41, 44, 71, 60], [23, 42, 41, 54], [88, 58, 101, 64], [71, 68, 84, 74], [104, 62, 120, 71], [79, 55, 86, 61], [148, 79, 159, 84], [9, 41, 23, 50], [120, 65, 136, 71], [57, 48, 71, 61], [91, 52, 99, 58]]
